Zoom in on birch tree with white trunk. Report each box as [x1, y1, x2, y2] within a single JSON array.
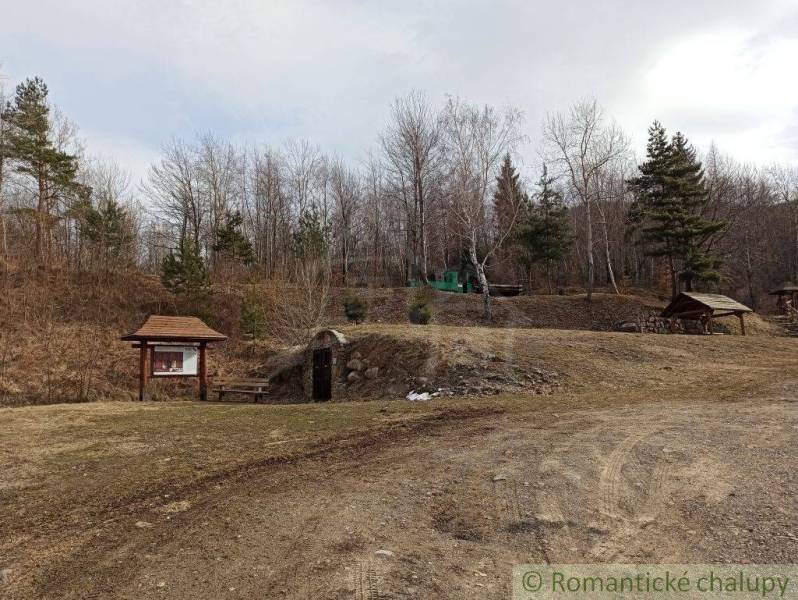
[[543, 100, 629, 301], [440, 97, 524, 321]]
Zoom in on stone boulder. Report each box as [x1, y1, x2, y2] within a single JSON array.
[[346, 358, 365, 371]]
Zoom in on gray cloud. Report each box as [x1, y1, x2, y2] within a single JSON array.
[[1, 0, 795, 182]]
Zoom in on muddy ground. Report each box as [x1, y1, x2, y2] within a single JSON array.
[[1, 328, 797, 599]]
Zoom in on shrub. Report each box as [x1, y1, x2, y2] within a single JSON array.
[[408, 285, 434, 325], [240, 290, 268, 339], [408, 303, 432, 325], [412, 284, 436, 306], [343, 291, 368, 324]]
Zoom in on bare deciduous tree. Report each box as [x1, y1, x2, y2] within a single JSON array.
[[543, 100, 629, 301], [381, 90, 444, 283], [329, 159, 361, 285], [441, 97, 524, 320]]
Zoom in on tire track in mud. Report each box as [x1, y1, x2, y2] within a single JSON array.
[[598, 428, 661, 520], [25, 407, 504, 600], [528, 413, 613, 532], [492, 477, 551, 563], [639, 457, 669, 524], [492, 478, 523, 527], [589, 427, 674, 561], [354, 561, 385, 600]]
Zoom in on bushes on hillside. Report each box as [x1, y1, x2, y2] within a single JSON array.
[[343, 291, 368, 324], [240, 289, 268, 339], [408, 285, 434, 325]]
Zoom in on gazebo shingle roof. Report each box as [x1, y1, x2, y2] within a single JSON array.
[[661, 292, 752, 317], [121, 315, 227, 342], [769, 282, 798, 295]]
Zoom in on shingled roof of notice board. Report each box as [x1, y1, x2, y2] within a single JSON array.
[[121, 316, 228, 342]]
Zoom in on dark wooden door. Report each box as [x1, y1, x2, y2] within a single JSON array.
[[312, 348, 332, 401]]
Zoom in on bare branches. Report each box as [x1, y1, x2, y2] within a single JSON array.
[[440, 96, 525, 320], [542, 99, 630, 299], [380, 90, 445, 282]]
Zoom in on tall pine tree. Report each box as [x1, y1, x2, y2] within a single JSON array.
[[2, 77, 83, 264], [628, 121, 725, 298], [517, 165, 572, 292], [493, 153, 525, 236], [492, 153, 526, 280]]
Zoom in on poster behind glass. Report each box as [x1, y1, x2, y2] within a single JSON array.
[[152, 346, 198, 376]]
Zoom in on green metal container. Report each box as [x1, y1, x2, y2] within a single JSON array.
[[410, 270, 472, 293]]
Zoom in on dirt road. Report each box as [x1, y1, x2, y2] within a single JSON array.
[[14, 391, 795, 599]]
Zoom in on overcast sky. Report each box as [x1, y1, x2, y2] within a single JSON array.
[[2, 0, 797, 183]]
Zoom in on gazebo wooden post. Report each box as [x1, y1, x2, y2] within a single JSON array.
[[738, 313, 746, 336], [138, 342, 149, 401], [199, 342, 208, 402]]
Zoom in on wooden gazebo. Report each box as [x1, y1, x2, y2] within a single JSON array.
[[661, 292, 752, 335], [121, 316, 227, 401], [769, 282, 798, 315]]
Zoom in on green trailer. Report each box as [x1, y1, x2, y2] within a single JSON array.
[[410, 270, 472, 293]]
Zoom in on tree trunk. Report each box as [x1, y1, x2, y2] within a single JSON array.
[[36, 167, 46, 265], [744, 238, 757, 310], [468, 240, 491, 322], [668, 255, 678, 299], [417, 165, 429, 283], [599, 214, 619, 294], [585, 200, 594, 302]]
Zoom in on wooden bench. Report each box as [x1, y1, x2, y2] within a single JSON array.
[[211, 377, 270, 403]]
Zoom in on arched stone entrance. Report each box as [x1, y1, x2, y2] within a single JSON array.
[[303, 329, 347, 402]]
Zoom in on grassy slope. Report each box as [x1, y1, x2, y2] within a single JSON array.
[[0, 268, 778, 406], [2, 325, 796, 568]]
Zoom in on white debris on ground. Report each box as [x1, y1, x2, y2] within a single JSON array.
[[406, 391, 432, 401]]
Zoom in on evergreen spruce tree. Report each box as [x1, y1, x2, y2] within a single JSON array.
[[493, 153, 525, 236], [73, 197, 134, 273], [2, 77, 84, 263], [516, 166, 572, 292], [293, 206, 330, 259], [161, 241, 209, 297], [667, 133, 724, 291], [213, 211, 254, 266], [492, 153, 527, 281], [628, 121, 725, 298]]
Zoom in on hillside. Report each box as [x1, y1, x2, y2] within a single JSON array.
[[0, 270, 779, 406], [0, 270, 253, 407], [326, 287, 664, 330]]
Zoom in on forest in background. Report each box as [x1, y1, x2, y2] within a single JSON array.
[[1, 74, 797, 317]]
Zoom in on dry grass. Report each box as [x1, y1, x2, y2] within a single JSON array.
[[0, 268, 781, 407], [0, 269, 257, 406], [3, 325, 796, 539], [2, 323, 797, 598], [336, 322, 789, 392]]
